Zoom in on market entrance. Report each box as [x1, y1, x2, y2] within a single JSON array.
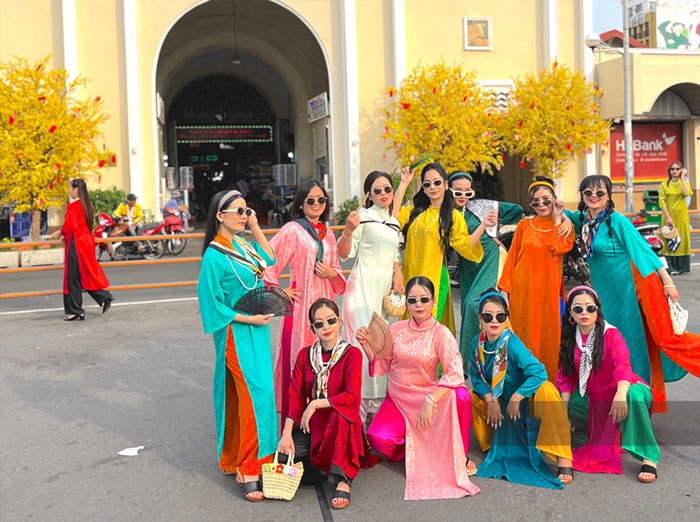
[[155, 0, 331, 223]]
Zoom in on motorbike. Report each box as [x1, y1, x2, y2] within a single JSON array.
[[563, 236, 591, 285], [158, 206, 189, 255], [631, 213, 664, 257], [94, 212, 164, 261], [448, 228, 515, 288]]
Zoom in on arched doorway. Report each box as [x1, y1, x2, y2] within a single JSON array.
[[155, 0, 331, 221]]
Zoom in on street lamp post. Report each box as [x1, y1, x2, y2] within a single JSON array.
[[585, 1, 635, 213]]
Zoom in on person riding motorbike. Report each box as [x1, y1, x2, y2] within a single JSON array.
[[114, 193, 144, 251]]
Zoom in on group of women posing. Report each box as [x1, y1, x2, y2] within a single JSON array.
[[197, 164, 699, 507]]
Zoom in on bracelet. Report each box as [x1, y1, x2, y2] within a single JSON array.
[[425, 394, 438, 408], [664, 284, 676, 288]]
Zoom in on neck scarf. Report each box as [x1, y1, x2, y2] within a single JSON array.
[[473, 329, 511, 399], [360, 206, 401, 232], [581, 208, 610, 259], [575, 322, 612, 396], [209, 234, 266, 282], [309, 338, 349, 399], [296, 217, 326, 263]]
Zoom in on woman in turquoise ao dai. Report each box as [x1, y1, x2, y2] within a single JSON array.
[[197, 190, 277, 502]]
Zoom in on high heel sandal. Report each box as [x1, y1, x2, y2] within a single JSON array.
[[466, 456, 478, 476], [63, 314, 85, 321], [235, 471, 263, 502]]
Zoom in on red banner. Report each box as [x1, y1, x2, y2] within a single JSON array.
[[610, 122, 683, 183]]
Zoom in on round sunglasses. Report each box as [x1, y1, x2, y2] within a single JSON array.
[[530, 199, 552, 208], [571, 304, 598, 315], [305, 196, 327, 206], [222, 207, 255, 216], [582, 189, 607, 198], [422, 179, 443, 189], [480, 312, 509, 323], [372, 185, 393, 195], [312, 317, 339, 329], [407, 296, 432, 305], [450, 188, 475, 199]]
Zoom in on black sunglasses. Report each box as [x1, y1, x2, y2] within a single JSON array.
[[305, 196, 327, 206], [312, 317, 339, 329], [222, 207, 254, 216], [571, 304, 598, 314], [407, 296, 432, 305], [372, 185, 393, 195], [422, 179, 443, 189], [669, 167, 681, 171], [480, 312, 509, 323], [582, 189, 607, 198], [530, 199, 552, 208]]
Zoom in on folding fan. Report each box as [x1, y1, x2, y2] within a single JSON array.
[[233, 285, 293, 317], [367, 312, 393, 361]]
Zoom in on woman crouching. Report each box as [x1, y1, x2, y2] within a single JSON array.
[[556, 286, 659, 483], [277, 298, 379, 509], [470, 289, 574, 488]]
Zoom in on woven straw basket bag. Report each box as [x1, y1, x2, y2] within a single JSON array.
[[262, 451, 304, 500]]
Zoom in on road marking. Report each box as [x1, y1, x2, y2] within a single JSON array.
[[0, 297, 198, 316]]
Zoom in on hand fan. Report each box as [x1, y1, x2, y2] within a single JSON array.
[[233, 285, 293, 317], [367, 312, 393, 360], [410, 153, 434, 171]]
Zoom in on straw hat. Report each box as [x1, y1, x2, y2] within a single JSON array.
[[661, 224, 678, 240]]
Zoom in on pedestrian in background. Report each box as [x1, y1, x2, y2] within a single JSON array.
[[50, 179, 113, 321], [660, 161, 693, 275]]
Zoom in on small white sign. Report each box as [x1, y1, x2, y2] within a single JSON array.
[[307, 92, 329, 123]]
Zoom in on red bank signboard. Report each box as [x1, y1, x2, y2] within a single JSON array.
[[610, 122, 682, 183]]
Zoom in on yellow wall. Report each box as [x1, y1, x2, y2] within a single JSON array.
[[0, 0, 56, 65]]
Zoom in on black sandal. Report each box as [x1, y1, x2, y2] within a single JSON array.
[[64, 314, 85, 321], [557, 467, 574, 485], [638, 464, 657, 483], [331, 489, 351, 510]]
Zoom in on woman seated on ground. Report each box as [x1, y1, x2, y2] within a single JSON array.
[[556, 286, 660, 483], [356, 276, 479, 500], [277, 298, 379, 510], [469, 289, 573, 489]]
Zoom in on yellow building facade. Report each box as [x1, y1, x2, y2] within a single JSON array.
[[1, 0, 698, 218]]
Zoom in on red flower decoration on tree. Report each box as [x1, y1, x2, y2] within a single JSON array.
[[98, 159, 106, 167], [402, 103, 410, 110], [49, 125, 57, 133], [520, 161, 525, 169]]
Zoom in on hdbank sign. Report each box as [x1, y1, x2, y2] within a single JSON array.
[[610, 122, 683, 183]]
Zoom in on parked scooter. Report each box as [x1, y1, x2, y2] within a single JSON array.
[[563, 237, 591, 285], [158, 207, 189, 255], [631, 213, 664, 257], [94, 212, 164, 261]]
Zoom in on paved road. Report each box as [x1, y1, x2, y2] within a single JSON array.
[[1, 229, 699, 522]]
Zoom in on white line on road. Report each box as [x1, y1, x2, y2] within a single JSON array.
[[0, 297, 198, 316]]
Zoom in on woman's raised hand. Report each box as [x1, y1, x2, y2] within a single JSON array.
[[355, 326, 376, 361], [246, 210, 259, 229], [483, 210, 498, 228], [400, 166, 415, 186], [345, 210, 361, 232]]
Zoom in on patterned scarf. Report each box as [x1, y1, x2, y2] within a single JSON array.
[[296, 217, 327, 263], [575, 322, 612, 396], [309, 338, 349, 400], [581, 208, 610, 259], [473, 329, 510, 399], [209, 234, 266, 282]]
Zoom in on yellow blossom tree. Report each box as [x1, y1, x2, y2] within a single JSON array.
[[382, 61, 503, 175], [0, 56, 113, 239], [498, 61, 609, 178]]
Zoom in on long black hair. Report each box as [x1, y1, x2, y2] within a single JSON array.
[[577, 175, 615, 240], [363, 171, 394, 214], [402, 163, 454, 255], [559, 288, 606, 377], [201, 190, 244, 255], [70, 178, 95, 229], [405, 276, 435, 298], [665, 161, 683, 185], [291, 179, 330, 222]]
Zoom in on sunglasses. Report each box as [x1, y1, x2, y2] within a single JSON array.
[[222, 207, 254, 216], [305, 196, 327, 206], [422, 179, 443, 189], [582, 190, 607, 198], [407, 296, 432, 305], [571, 304, 598, 314], [669, 167, 681, 171], [530, 199, 552, 208], [372, 185, 393, 195], [450, 188, 475, 199], [480, 312, 509, 323], [312, 317, 339, 329]]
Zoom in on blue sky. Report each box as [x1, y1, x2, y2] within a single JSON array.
[[593, 0, 624, 33]]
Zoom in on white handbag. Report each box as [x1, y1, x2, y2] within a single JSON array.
[[668, 298, 688, 335]]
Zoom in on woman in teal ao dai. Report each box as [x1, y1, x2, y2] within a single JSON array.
[[197, 190, 277, 502], [447, 171, 522, 374]]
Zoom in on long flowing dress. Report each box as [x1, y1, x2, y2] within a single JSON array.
[[457, 200, 523, 374], [265, 221, 347, 421], [659, 178, 693, 274], [498, 216, 573, 380], [342, 205, 400, 419], [287, 343, 380, 480], [398, 205, 483, 334], [469, 330, 572, 489], [566, 209, 700, 412], [367, 316, 480, 500], [197, 234, 277, 475], [555, 325, 659, 474], [61, 199, 112, 315]]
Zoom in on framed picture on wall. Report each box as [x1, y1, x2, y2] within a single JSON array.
[[464, 17, 492, 50]]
